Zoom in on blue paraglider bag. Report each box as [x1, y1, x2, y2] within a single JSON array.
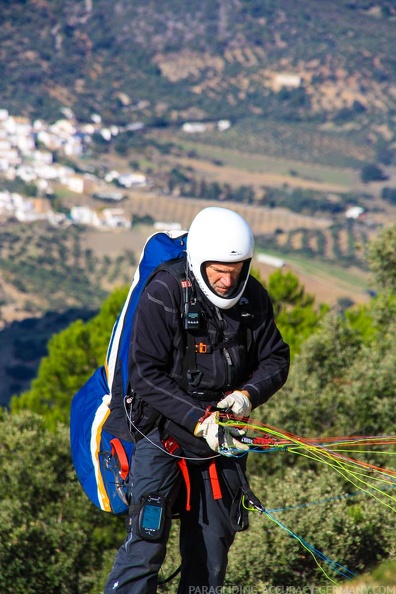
[[70, 231, 187, 514]]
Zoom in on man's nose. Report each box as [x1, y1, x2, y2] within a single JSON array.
[[220, 274, 233, 287]]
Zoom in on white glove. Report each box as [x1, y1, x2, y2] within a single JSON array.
[[194, 412, 250, 455], [194, 412, 221, 452], [217, 390, 252, 419], [220, 426, 250, 457]]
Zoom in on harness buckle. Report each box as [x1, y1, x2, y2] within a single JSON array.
[[195, 342, 208, 354]]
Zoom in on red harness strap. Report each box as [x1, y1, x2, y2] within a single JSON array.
[[162, 436, 191, 511], [208, 459, 222, 500], [110, 438, 130, 481], [178, 457, 191, 511], [162, 437, 223, 509]]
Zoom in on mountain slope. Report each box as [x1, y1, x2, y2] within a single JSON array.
[[1, 0, 396, 146]]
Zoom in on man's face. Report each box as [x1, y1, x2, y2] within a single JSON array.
[[204, 261, 244, 297]]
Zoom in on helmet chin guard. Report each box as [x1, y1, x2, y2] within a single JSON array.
[[187, 207, 254, 309]]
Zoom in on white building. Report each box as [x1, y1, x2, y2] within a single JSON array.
[[274, 73, 301, 88], [63, 135, 85, 157], [50, 119, 77, 139], [0, 191, 14, 215], [182, 122, 207, 133], [345, 206, 365, 219], [104, 170, 120, 183], [217, 120, 231, 132], [46, 210, 68, 226], [65, 176, 85, 194], [36, 130, 63, 151], [154, 221, 182, 231], [102, 208, 131, 229], [70, 206, 101, 227], [16, 165, 37, 182], [13, 194, 48, 222], [100, 128, 112, 141], [0, 141, 21, 166], [256, 253, 285, 268], [32, 150, 53, 164], [118, 173, 147, 188], [34, 164, 61, 180]]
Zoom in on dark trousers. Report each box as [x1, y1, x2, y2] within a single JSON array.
[[104, 429, 247, 594]]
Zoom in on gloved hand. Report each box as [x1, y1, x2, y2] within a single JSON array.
[[217, 390, 252, 419], [194, 412, 221, 452], [220, 426, 250, 457], [194, 412, 250, 455]]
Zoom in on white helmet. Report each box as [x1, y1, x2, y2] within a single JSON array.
[[186, 207, 254, 309]]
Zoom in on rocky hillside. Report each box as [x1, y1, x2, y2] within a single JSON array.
[[1, 0, 396, 159]]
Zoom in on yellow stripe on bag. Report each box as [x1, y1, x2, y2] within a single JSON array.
[[91, 395, 112, 512]]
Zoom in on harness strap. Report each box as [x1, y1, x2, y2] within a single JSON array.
[[110, 438, 130, 481], [162, 436, 191, 511], [185, 332, 203, 387], [234, 462, 265, 513], [178, 458, 191, 511], [162, 436, 222, 507], [208, 459, 222, 500]]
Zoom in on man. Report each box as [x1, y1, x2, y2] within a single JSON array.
[[105, 206, 290, 593]]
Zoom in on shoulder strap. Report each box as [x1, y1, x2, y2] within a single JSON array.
[[238, 296, 254, 355], [157, 258, 203, 389]]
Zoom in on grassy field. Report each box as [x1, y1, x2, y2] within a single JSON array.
[[282, 255, 369, 288], [165, 137, 359, 189], [255, 247, 370, 306]]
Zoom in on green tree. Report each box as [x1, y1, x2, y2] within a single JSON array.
[[10, 287, 128, 429], [367, 224, 396, 293], [0, 411, 118, 594], [243, 227, 396, 584], [363, 224, 396, 331], [266, 269, 315, 313], [259, 268, 327, 357], [263, 312, 365, 437], [262, 289, 396, 439], [360, 163, 388, 183], [381, 187, 396, 205]]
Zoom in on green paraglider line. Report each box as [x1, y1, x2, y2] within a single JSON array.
[[216, 412, 396, 584]]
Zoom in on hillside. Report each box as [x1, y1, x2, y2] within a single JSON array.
[[1, 0, 396, 167]]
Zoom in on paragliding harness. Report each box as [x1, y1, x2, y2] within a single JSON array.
[[70, 230, 255, 517]]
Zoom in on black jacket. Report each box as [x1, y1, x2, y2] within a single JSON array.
[[128, 262, 290, 457]]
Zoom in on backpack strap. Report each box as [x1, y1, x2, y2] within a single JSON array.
[[239, 296, 254, 355], [159, 259, 204, 390]]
